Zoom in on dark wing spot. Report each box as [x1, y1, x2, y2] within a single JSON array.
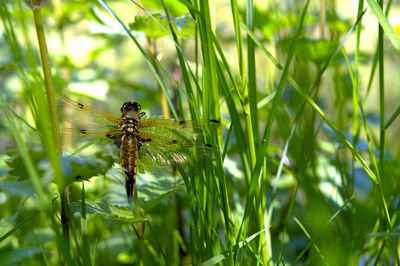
[[179, 121, 186, 125], [209, 119, 220, 123], [137, 137, 152, 143], [78, 103, 84, 109], [171, 139, 178, 144], [205, 143, 213, 148], [80, 129, 87, 134]]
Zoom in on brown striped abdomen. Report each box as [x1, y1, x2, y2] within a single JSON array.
[[120, 134, 138, 203]]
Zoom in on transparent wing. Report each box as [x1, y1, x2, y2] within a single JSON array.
[[138, 116, 221, 142], [136, 130, 216, 173], [62, 129, 124, 138], [57, 95, 123, 131], [61, 128, 124, 153]]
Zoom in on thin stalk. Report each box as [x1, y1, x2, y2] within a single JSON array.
[[236, 1, 311, 263], [378, 0, 385, 187], [30, 0, 69, 254], [136, 0, 170, 118], [149, 38, 170, 119], [229, 0, 251, 185], [377, 0, 399, 262], [198, 0, 220, 121], [232, 0, 261, 259], [246, 0, 259, 144], [132, 185, 145, 239], [365, 0, 393, 99], [351, 0, 364, 189], [160, 0, 197, 119], [31, 3, 62, 154], [230, 0, 256, 171], [320, 0, 326, 38], [100, 0, 179, 119], [245, 0, 266, 263]]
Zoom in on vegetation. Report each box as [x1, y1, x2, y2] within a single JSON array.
[[1, 0, 400, 264]]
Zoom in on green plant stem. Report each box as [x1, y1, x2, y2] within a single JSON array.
[[132, 185, 144, 239], [245, 0, 266, 262], [377, 0, 399, 262], [139, 0, 170, 120], [236, 1, 310, 262], [32, 9, 61, 154], [31, 1, 70, 252], [378, 0, 386, 193], [320, 0, 326, 38], [148, 38, 170, 119]]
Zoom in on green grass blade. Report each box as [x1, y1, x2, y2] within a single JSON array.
[[0, 210, 40, 243], [237, 0, 310, 252], [294, 88, 377, 183], [292, 195, 354, 264], [98, 0, 178, 119], [385, 106, 400, 129], [246, 0, 259, 143], [200, 228, 267, 266], [366, 0, 400, 52], [342, 48, 379, 181]]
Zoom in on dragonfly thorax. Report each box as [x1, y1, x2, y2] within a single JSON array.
[[122, 122, 137, 135]]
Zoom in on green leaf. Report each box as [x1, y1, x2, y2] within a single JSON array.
[[0, 247, 42, 266], [6, 145, 114, 186], [139, 0, 188, 16], [248, 7, 318, 41], [139, 176, 185, 210], [0, 210, 41, 244], [129, 14, 195, 38], [61, 151, 114, 186], [25, 228, 55, 245], [71, 200, 146, 223], [280, 38, 340, 65], [0, 181, 35, 197], [0, 213, 18, 240], [5, 145, 46, 182]]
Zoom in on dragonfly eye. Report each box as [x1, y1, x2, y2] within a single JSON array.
[[121, 101, 141, 113]]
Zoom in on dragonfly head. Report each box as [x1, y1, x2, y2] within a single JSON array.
[[121, 101, 141, 113]]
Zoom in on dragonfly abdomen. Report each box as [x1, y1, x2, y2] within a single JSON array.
[[120, 134, 138, 203]]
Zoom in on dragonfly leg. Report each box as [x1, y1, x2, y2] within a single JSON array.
[[137, 139, 156, 161], [106, 134, 122, 149]]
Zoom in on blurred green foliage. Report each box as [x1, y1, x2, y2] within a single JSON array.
[[129, 14, 196, 38]]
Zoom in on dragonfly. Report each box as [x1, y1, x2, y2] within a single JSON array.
[[57, 95, 220, 202]]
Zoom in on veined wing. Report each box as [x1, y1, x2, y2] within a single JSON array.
[[136, 131, 216, 174], [138, 116, 221, 143], [56, 95, 124, 130], [61, 127, 124, 153], [62, 129, 124, 138]]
